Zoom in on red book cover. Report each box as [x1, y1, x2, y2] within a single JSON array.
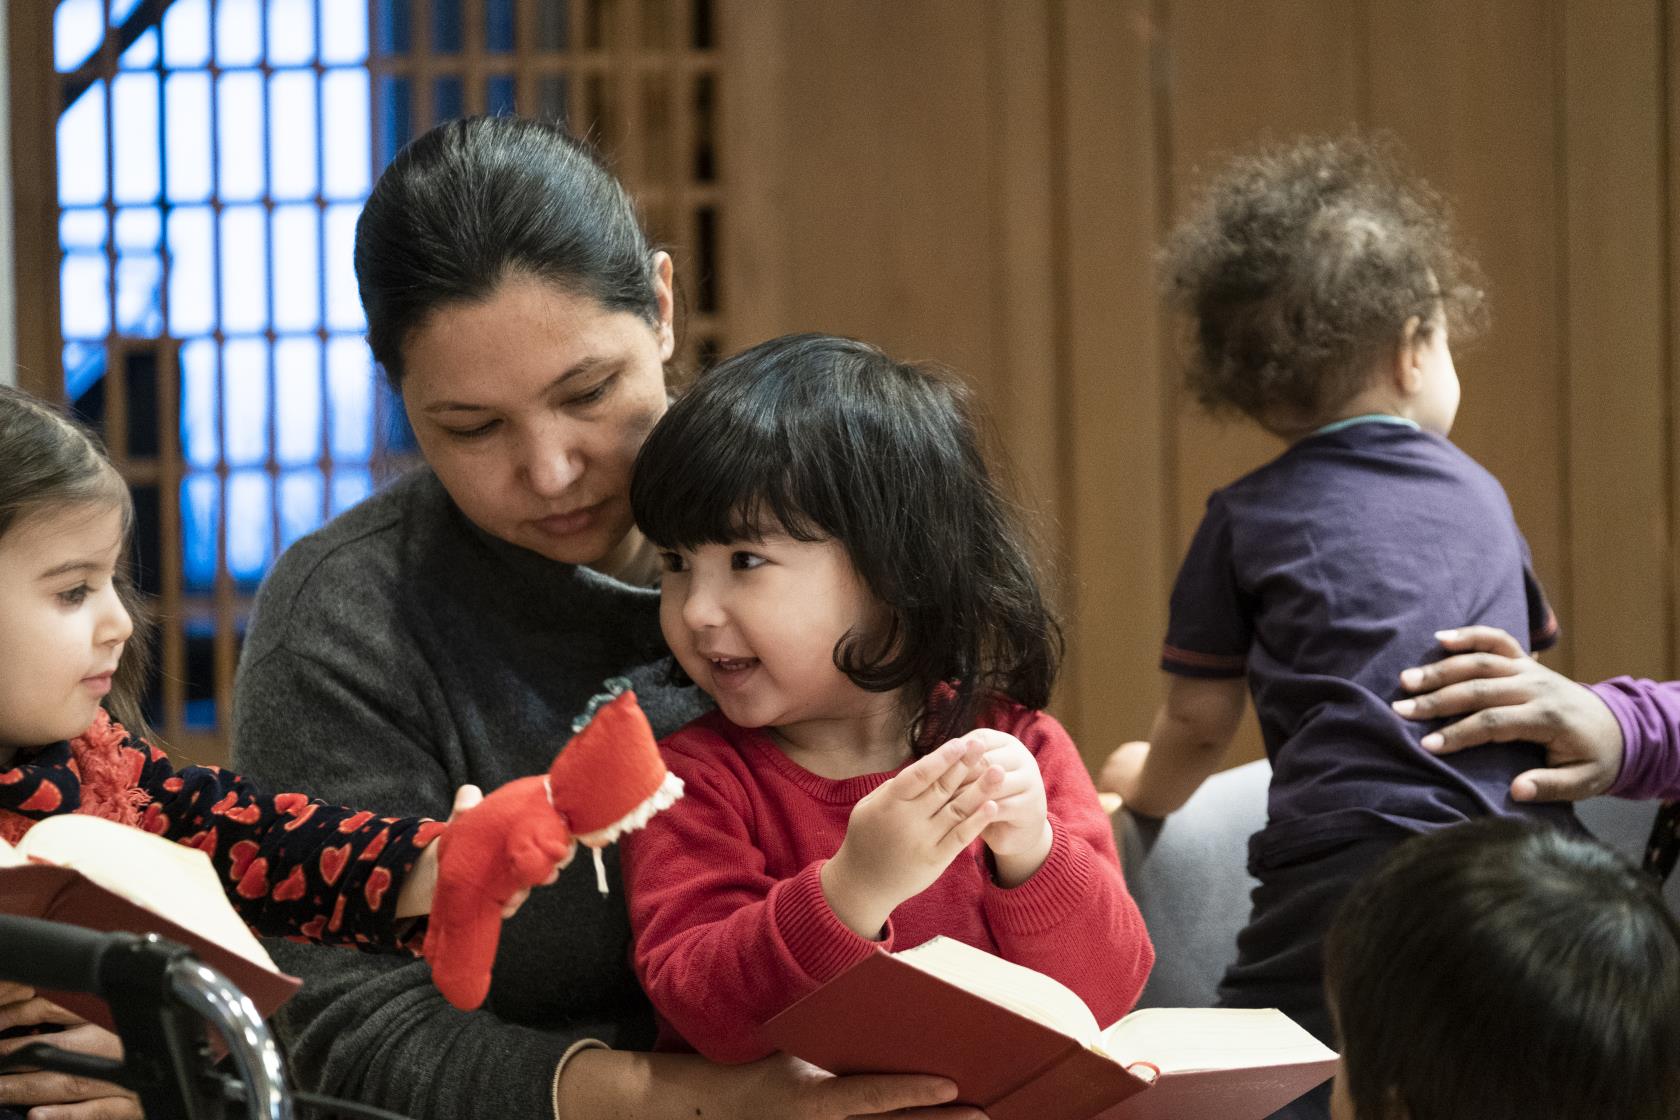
[[764, 941, 1337, 1120], [0, 862, 301, 1031]]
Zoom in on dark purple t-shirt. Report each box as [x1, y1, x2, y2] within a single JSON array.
[[1164, 420, 1579, 870]]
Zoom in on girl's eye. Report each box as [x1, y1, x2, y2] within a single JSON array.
[[56, 584, 91, 607], [443, 419, 499, 440], [659, 552, 688, 573], [730, 551, 766, 571]]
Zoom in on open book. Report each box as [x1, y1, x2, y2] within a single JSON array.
[[0, 814, 300, 1027], [764, 936, 1337, 1120]]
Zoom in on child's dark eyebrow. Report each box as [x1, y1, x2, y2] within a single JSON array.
[[37, 558, 107, 581]]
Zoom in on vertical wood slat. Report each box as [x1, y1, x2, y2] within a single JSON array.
[[1364, 0, 1573, 674], [8, 2, 61, 400], [1563, 0, 1669, 682]]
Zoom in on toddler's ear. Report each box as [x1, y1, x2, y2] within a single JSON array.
[[1392, 315, 1426, 395]]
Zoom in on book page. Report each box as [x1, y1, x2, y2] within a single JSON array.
[[1096, 1007, 1337, 1075], [896, 937, 1102, 1047], [12, 814, 278, 971]]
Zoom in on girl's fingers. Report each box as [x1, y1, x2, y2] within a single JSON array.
[[449, 784, 485, 819], [892, 741, 981, 802], [938, 799, 998, 856], [938, 765, 1004, 823]]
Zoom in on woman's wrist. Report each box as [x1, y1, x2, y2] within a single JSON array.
[[552, 1048, 742, 1120], [551, 1039, 610, 1120]]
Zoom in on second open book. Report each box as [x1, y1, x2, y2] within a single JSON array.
[[765, 936, 1337, 1120]]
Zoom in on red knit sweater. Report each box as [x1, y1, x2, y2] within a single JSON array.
[[623, 703, 1155, 1064]]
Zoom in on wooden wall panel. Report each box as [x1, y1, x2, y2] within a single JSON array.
[[1562, 0, 1669, 682], [1366, 1, 1572, 672], [719, 0, 1680, 772]]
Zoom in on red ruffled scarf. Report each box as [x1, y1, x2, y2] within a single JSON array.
[[0, 709, 150, 845]]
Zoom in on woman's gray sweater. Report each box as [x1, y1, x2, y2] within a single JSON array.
[[232, 469, 706, 1120]]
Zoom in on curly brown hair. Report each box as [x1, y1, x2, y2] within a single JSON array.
[[1162, 135, 1487, 434]]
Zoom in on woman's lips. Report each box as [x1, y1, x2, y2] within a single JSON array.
[[534, 500, 606, 537]]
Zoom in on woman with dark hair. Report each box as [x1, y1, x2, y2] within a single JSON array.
[[1324, 818, 1680, 1120], [222, 118, 987, 1120]]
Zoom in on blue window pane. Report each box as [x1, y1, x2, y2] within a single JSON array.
[[217, 72, 266, 202], [181, 473, 220, 590], [180, 338, 219, 469], [269, 71, 320, 200], [488, 75, 516, 114], [164, 71, 212, 203], [432, 0, 463, 52], [226, 470, 273, 582], [114, 208, 162, 252], [275, 337, 323, 466], [60, 209, 107, 253], [268, 0, 317, 65], [326, 337, 374, 460], [167, 207, 216, 336], [222, 339, 270, 468], [61, 255, 110, 340], [58, 84, 107, 207], [331, 468, 373, 515], [320, 0, 369, 63], [115, 255, 165, 337], [216, 0, 264, 68], [322, 69, 373, 198], [163, 0, 210, 67], [376, 0, 413, 54], [112, 72, 161, 204], [278, 470, 326, 549], [272, 206, 321, 332], [435, 77, 464, 123], [109, 0, 145, 25], [324, 206, 365, 331], [220, 207, 269, 333], [120, 28, 160, 69], [375, 75, 411, 171], [487, 0, 517, 52], [55, 0, 103, 73], [64, 343, 107, 403]]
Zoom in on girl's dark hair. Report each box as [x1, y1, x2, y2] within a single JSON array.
[[0, 386, 155, 739], [1325, 819, 1680, 1120], [1163, 134, 1487, 434], [631, 334, 1062, 751], [355, 115, 661, 387]]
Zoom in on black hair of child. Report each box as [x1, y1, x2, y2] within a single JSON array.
[[630, 333, 1062, 753], [1325, 818, 1680, 1120], [1162, 134, 1488, 435]]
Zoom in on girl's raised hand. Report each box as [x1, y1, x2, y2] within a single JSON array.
[[960, 730, 1052, 887], [821, 739, 1003, 939]]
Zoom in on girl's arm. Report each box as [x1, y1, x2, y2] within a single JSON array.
[[1100, 674, 1248, 818], [979, 712, 1154, 1027], [128, 728, 446, 950], [623, 733, 890, 1065]]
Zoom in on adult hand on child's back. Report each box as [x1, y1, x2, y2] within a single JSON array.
[[1392, 626, 1623, 801], [0, 987, 139, 1120], [961, 730, 1052, 887], [822, 739, 1002, 939]]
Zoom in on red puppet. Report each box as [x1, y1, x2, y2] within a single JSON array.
[[424, 680, 683, 1010]]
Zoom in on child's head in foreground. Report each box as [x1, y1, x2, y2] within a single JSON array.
[[1163, 135, 1487, 440], [0, 386, 152, 749], [1325, 818, 1680, 1120], [629, 332, 1060, 753]]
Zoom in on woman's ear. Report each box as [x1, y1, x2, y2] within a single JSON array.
[[652, 251, 677, 363]]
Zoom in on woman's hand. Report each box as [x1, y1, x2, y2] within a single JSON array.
[[396, 784, 567, 920], [726, 1052, 988, 1120], [822, 739, 1002, 938], [0, 988, 138, 1120], [959, 731, 1051, 887], [1392, 626, 1623, 801], [1096, 741, 1151, 810]]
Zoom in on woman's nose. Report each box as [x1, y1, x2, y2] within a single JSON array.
[[522, 433, 584, 498]]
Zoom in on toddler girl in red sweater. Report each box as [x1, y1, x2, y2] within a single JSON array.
[[621, 334, 1154, 1063]]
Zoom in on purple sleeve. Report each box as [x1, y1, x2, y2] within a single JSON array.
[[1162, 494, 1250, 678], [1591, 677, 1680, 799]]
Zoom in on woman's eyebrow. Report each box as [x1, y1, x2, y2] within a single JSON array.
[[423, 357, 617, 414]]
